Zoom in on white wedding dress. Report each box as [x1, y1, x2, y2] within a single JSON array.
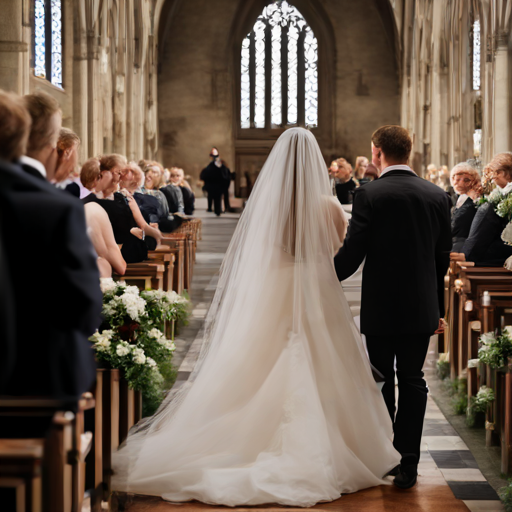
[[112, 128, 400, 507]]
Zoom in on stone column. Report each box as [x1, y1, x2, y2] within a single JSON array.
[[493, 34, 510, 153]]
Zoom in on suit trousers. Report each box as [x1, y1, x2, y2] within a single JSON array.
[[365, 333, 432, 465], [209, 191, 223, 216]]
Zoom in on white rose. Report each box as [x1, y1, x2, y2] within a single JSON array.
[[100, 277, 118, 294], [503, 326, 512, 338], [502, 222, 512, 246], [468, 359, 480, 368], [116, 344, 131, 357], [146, 357, 157, 368], [132, 347, 146, 365]]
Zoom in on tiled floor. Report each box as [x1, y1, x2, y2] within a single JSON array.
[[119, 200, 504, 512]]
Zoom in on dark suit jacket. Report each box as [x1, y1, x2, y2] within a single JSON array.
[[0, 160, 102, 400], [462, 202, 512, 266], [334, 169, 452, 336], [451, 196, 477, 251]]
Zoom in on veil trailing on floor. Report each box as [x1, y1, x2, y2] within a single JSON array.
[[112, 128, 398, 505]]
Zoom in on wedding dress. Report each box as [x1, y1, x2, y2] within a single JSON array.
[[112, 128, 400, 507]]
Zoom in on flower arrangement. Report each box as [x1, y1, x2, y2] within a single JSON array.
[[91, 278, 190, 415], [466, 385, 495, 427], [436, 353, 450, 380], [478, 328, 512, 370]]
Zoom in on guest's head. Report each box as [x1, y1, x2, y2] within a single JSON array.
[[54, 128, 80, 183], [329, 160, 339, 177], [98, 154, 127, 196], [487, 153, 512, 188], [0, 89, 32, 162], [450, 163, 479, 195], [121, 162, 144, 193], [80, 158, 101, 191], [363, 163, 379, 181], [142, 161, 164, 190], [354, 156, 369, 180], [210, 147, 220, 160], [23, 91, 62, 178], [335, 158, 353, 184], [371, 125, 412, 171], [163, 168, 170, 185], [169, 167, 185, 186]]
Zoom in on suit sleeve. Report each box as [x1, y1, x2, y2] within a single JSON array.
[[435, 195, 452, 318], [334, 187, 372, 281], [462, 203, 497, 262], [58, 202, 103, 336]]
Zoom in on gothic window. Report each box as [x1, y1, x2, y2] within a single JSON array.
[[472, 19, 482, 157], [34, 0, 63, 88], [472, 19, 481, 91], [240, 0, 318, 130]]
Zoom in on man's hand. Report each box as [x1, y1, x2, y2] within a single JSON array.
[[434, 318, 447, 334], [450, 252, 466, 261]]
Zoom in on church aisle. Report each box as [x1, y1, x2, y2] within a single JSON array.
[[119, 201, 503, 512]]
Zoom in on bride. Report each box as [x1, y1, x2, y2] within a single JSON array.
[[112, 128, 400, 507]]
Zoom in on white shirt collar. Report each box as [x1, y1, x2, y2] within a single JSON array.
[[20, 155, 47, 178], [455, 194, 469, 209], [379, 164, 416, 177], [498, 181, 512, 195]]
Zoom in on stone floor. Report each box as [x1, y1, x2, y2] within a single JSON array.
[[120, 199, 505, 512]]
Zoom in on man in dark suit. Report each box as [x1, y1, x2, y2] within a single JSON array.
[[200, 148, 231, 216], [334, 125, 452, 489], [0, 89, 101, 415]]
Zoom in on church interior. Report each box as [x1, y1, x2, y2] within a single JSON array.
[[1, 0, 512, 511]]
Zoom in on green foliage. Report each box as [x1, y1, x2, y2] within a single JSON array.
[[500, 479, 512, 511], [466, 386, 494, 427], [478, 331, 512, 370], [452, 393, 468, 415], [437, 359, 450, 380]]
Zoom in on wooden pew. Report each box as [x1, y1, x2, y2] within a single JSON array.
[[159, 234, 186, 293], [0, 397, 93, 512], [114, 261, 165, 291], [148, 246, 176, 292]]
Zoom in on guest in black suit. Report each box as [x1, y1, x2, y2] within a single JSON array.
[[20, 91, 62, 181], [200, 148, 231, 216], [452, 154, 512, 266], [53, 128, 81, 197], [170, 167, 195, 215], [0, 90, 101, 405], [449, 163, 480, 251], [334, 125, 452, 489], [333, 158, 358, 204], [161, 166, 186, 214]]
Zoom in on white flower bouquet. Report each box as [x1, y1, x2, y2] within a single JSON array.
[[91, 278, 189, 414]]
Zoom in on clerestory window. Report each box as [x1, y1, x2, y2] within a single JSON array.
[[34, 0, 63, 88], [240, 0, 318, 130]]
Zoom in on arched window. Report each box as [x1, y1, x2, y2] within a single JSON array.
[[240, 0, 318, 130], [34, 0, 63, 88], [472, 18, 482, 157]]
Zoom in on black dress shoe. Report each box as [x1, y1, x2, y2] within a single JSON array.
[[393, 464, 418, 489], [384, 465, 400, 477]]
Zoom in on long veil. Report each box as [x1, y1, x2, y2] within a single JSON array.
[[112, 127, 378, 493]]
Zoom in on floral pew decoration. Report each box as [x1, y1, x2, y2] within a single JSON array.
[[90, 278, 191, 416]]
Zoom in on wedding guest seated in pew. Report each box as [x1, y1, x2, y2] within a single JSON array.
[[160, 164, 186, 214], [19, 90, 61, 181], [122, 161, 182, 233], [82, 156, 162, 263], [451, 153, 512, 266], [169, 167, 195, 215], [334, 158, 358, 204], [450, 162, 481, 251], [0, 91, 101, 420], [52, 127, 81, 197], [84, 201, 127, 278]]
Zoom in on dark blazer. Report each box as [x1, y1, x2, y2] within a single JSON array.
[[20, 161, 46, 181], [451, 196, 477, 251], [200, 162, 231, 194], [462, 202, 512, 266], [160, 184, 184, 214], [335, 178, 357, 204], [0, 160, 102, 400], [334, 169, 452, 336]]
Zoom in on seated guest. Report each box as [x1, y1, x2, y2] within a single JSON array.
[[0, 90, 101, 406], [20, 91, 61, 180], [123, 162, 182, 233], [80, 157, 101, 200], [53, 128, 81, 197], [161, 164, 186, 214], [354, 156, 369, 181], [170, 167, 195, 215], [84, 202, 126, 277], [450, 163, 480, 251], [452, 154, 512, 266], [359, 162, 379, 185], [334, 158, 358, 204]]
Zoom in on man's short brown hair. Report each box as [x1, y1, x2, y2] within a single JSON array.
[[0, 89, 32, 161], [371, 125, 412, 163], [23, 91, 61, 153], [57, 128, 80, 156], [99, 153, 127, 172]]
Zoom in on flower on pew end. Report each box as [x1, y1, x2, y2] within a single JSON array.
[[502, 222, 512, 247], [504, 326, 512, 338], [90, 329, 114, 352], [116, 341, 131, 357], [132, 347, 146, 365], [146, 357, 157, 369], [468, 359, 480, 368], [480, 332, 496, 346], [100, 277, 118, 294]]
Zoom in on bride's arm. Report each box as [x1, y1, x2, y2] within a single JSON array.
[[327, 196, 348, 243]]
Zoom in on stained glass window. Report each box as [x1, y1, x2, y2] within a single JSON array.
[[241, 0, 318, 129], [33, 0, 63, 88], [473, 20, 480, 91]]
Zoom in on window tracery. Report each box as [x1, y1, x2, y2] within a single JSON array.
[[240, 0, 318, 130], [34, 0, 63, 88]]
